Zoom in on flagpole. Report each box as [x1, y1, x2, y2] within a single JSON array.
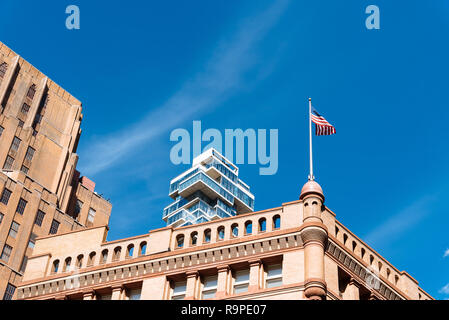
[[308, 97, 314, 181]]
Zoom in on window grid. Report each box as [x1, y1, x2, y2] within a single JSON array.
[[21, 103, 30, 114], [87, 208, 96, 223], [3, 156, 14, 170], [9, 221, 20, 238], [233, 269, 250, 294], [3, 283, 16, 300], [16, 198, 27, 215], [0, 62, 8, 79], [28, 233, 37, 249], [11, 136, 21, 152], [34, 210, 45, 226], [0, 188, 12, 205], [1, 244, 12, 262], [27, 84, 36, 100], [20, 165, 29, 174], [202, 276, 218, 299], [25, 147, 35, 161], [265, 264, 283, 288], [49, 219, 60, 235], [171, 281, 187, 300]]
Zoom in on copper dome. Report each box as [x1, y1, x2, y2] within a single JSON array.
[[299, 180, 324, 201]]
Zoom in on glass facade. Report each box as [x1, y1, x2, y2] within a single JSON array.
[[162, 149, 255, 227]]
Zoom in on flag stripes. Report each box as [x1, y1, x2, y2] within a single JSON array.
[[311, 108, 336, 136]]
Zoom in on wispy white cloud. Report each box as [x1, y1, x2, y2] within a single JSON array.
[[444, 249, 449, 258], [440, 283, 449, 295], [363, 195, 437, 247], [79, 0, 290, 176]]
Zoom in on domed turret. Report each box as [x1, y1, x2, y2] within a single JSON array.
[[299, 180, 324, 202]]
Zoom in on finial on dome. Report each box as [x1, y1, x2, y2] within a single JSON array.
[[300, 180, 324, 201]]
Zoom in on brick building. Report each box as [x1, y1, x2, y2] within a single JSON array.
[[0, 41, 112, 300]]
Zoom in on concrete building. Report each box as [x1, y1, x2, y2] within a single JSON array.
[[17, 178, 432, 300], [163, 148, 255, 227], [0, 41, 112, 300]]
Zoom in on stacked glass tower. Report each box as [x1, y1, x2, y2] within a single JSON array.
[[162, 148, 255, 227]]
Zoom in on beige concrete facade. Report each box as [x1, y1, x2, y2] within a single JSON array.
[[17, 181, 433, 300], [0, 41, 112, 300]]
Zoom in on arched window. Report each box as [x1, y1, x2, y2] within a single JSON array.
[[258, 218, 266, 232], [335, 226, 339, 236], [76, 254, 84, 269], [139, 242, 147, 256], [176, 234, 184, 248], [63, 257, 72, 272], [378, 261, 382, 272], [126, 244, 134, 258], [352, 241, 357, 252], [386, 268, 391, 280], [27, 84, 36, 100], [395, 275, 399, 285], [361, 248, 366, 259], [369, 255, 374, 265], [190, 232, 198, 246], [113, 247, 121, 261], [217, 226, 225, 241], [245, 221, 252, 235], [204, 229, 211, 243], [343, 234, 348, 245], [101, 249, 108, 264], [231, 223, 239, 238], [0, 62, 7, 79], [52, 260, 60, 273], [273, 215, 281, 230], [88, 252, 96, 266]]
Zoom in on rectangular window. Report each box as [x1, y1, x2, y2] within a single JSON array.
[[74, 199, 83, 215], [1, 244, 12, 263], [3, 156, 14, 170], [49, 219, 60, 235], [127, 288, 141, 300], [87, 208, 96, 223], [3, 283, 16, 300], [20, 256, 28, 273], [28, 233, 37, 249], [16, 198, 27, 215], [34, 210, 45, 226], [9, 221, 20, 238], [25, 147, 35, 161], [0, 188, 12, 205], [171, 281, 187, 300], [20, 165, 29, 174], [21, 103, 30, 114], [18, 120, 24, 128], [202, 275, 218, 299], [11, 136, 21, 152], [0, 126, 3, 137], [98, 294, 112, 300], [265, 264, 283, 288], [0, 212, 3, 224], [233, 269, 250, 294]]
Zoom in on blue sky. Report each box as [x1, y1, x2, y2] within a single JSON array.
[[1, 0, 448, 299]]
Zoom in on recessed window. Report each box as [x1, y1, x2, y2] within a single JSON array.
[[273, 215, 281, 229], [20, 165, 29, 174], [27, 84, 36, 100], [3, 156, 14, 170], [16, 198, 27, 215], [100, 250, 108, 264], [139, 242, 147, 256], [1, 244, 13, 262], [3, 283, 15, 300], [233, 269, 250, 294], [11, 136, 21, 152], [245, 221, 252, 235], [21, 103, 30, 114], [258, 218, 266, 232], [52, 260, 60, 273], [25, 147, 35, 162], [20, 256, 28, 273], [8, 221, 20, 238], [265, 264, 283, 288], [34, 210, 45, 226], [0, 62, 8, 79], [49, 219, 60, 235], [76, 255, 84, 269], [63, 257, 72, 272], [204, 229, 211, 243], [87, 208, 96, 226], [74, 199, 83, 217], [88, 252, 96, 266], [126, 244, 134, 258], [171, 281, 187, 300], [0, 188, 12, 205], [190, 232, 198, 246], [113, 247, 121, 261], [202, 275, 218, 299], [0, 212, 3, 224], [0, 126, 4, 137], [231, 223, 239, 237], [18, 120, 24, 128], [217, 226, 225, 241], [127, 288, 141, 300], [176, 235, 184, 248], [28, 233, 37, 249]]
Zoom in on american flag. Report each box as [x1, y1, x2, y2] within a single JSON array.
[[311, 107, 336, 136]]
